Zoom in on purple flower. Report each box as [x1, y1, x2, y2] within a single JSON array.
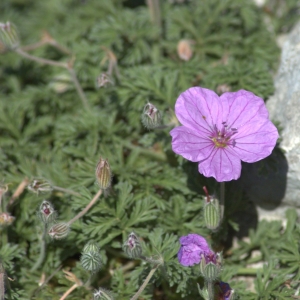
[[178, 233, 214, 266], [170, 87, 279, 182], [215, 281, 233, 300]]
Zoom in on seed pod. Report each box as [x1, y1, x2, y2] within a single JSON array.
[[122, 232, 142, 259], [37, 200, 57, 225], [141, 102, 162, 129], [80, 252, 102, 273], [95, 158, 112, 190], [48, 222, 70, 240], [204, 199, 221, 231], [28, 178, 53, 195]]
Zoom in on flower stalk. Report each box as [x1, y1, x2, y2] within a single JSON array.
[[130, 264, 160, 300], [67, 189, 102, 226]]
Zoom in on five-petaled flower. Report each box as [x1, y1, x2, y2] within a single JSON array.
[[170, 87, 279, 182], [178, 233, 215, 266]]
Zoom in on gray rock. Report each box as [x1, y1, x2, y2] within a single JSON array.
[[239, 22, 300, 222]]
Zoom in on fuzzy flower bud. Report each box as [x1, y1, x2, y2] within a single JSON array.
[[48, 222, 70, 240], [27, 178, 53, 195], [203, 186, 221, 231], [141, 102, 162, 129], [37, 200, 57, 225], [0, 212, 15, 227], [0, 21, 19, 51], [93, 288, 115, 300], [80, 252, 102, 273], [122, 232, 142, 259], [95, 158, 112, 190], [199, 252, 222, 282]]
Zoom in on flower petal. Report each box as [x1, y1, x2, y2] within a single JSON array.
[[198, 148, 241, 182], [170, 126, 213, 162], [175, 87, 221, 133], [231, 119, 279, 162], [220, 90, 269, 129]]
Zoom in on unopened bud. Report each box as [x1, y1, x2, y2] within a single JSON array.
[[28, 178, 53, 195], [0, 22, 19, 51], [37, 200, 57, 225], [94, 288, 115, 300], [122, 232, 142, 259], [80, 251, 102, 273], [83, 241, 100, 254], [141, 102, 162, 129], [48, 222, 69, 239], [177, 39, 193, 61], [0, 212, 15, 227], [203, 186, 221, 231], [95, 158, 112, 190], [49, 73, 72, 93], [96, 73, 114, 88], [199, 253, 222, 282]]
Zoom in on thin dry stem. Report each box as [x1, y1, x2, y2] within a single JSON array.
[[59, 283, 78, 300], [7, 178, 29, 209], [130, 264, 160, 300], [67, 189, 102, 226]]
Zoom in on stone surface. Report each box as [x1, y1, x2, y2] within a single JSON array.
[[237, 22, 300, 222], [266, 21, 300, 209]]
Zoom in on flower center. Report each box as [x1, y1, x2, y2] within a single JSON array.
[[211, 122, 237, 148]]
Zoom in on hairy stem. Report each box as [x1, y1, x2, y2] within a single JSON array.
[[67, 189, 102, 226], [207, 281, 214, 300], [130, 264, 159, 300], [146, 0, 161, 29], [220, 181, 225, 219], [31, 225, 47, 271], [52, 186, 81, 197], [14, 48, 89, 109]]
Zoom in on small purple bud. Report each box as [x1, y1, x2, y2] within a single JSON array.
[[37, 200, 57, 224], [215, 281, 234, 300], [122, 232, 142, 259], [141, 102, 162, 129]]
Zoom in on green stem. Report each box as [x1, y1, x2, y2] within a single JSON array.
[[146, 0, 161, 29], [130, 264, 160, 300], [31, 225, 47, 271], [207, 281, 214, 300], [220, 182, 225, 219]]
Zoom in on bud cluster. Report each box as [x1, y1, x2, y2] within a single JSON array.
[[122, 232, 142, 259], [80, 241, 102, 273]]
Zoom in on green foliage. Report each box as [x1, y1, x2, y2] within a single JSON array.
[[0, 0, 298, 299]]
